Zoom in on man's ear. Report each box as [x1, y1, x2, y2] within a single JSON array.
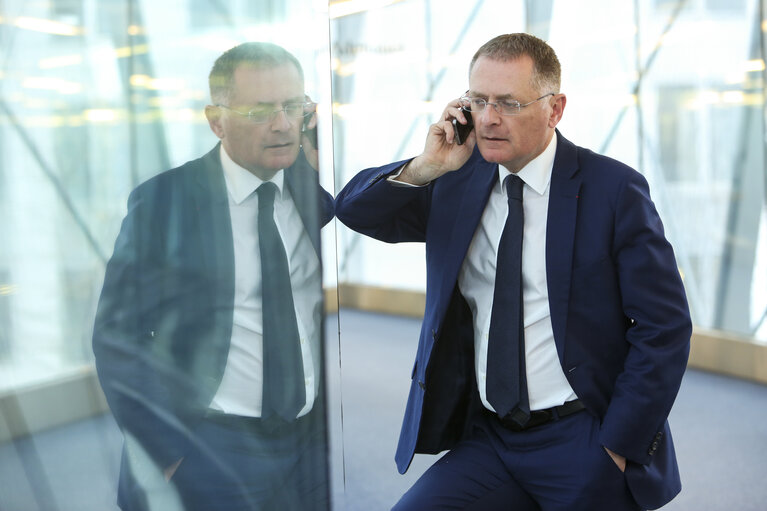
[[205, 105, 225, 139], [548, 93, 566, 129]]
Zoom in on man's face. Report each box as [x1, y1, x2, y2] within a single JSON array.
[[206, 63, 304, 180], [468, 55, 564, 173]]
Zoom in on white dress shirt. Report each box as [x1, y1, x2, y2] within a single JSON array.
[[457, 133, 577, 412], [209, 145, 322, 418]]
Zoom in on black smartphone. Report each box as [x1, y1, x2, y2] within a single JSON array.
[[452, 110, 474, 145]]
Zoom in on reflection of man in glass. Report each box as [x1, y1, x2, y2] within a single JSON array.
[[93, 42, 333, 511]]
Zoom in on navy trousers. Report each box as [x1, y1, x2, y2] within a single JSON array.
[[393, 409, 641, 511], [170, 412, 329, 511]]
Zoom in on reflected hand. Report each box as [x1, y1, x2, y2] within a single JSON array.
[[301, 95, 319, 171], [395, 98, 475, 186], [164, 457, 184, 482]]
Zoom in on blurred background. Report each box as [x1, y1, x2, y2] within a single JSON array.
[[0, 0, 765, 509]]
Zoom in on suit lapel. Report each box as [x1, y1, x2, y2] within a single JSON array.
[[193, 145, 235, 288], [546, 133, 582, 356], [433, 154, 497, 317], [449, 159, 498, 254]]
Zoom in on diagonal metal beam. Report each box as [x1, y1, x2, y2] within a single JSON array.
[[0, 99, 108, 264], [599, 0, 689, 155]]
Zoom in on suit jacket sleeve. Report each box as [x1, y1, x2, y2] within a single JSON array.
[[92, 179, 200, 470], [335, 159, 432, 243], [596, 169, 691, 465]]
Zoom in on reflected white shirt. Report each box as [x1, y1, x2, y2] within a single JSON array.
[[457, 133, 577, 412], [209, 145, 322, 418]]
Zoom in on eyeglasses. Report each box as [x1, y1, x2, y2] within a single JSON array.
[[216, 101, 315, 124], [458, 92, 555, 116]]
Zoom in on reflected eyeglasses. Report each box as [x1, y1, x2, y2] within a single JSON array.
[[216, 101, 316, 124]]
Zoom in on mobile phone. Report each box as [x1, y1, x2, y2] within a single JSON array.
[[451, 110, 474, 145]]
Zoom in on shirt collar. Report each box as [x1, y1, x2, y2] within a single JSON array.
[[219, 144, 285, 205], [497, 131, 557, 196]]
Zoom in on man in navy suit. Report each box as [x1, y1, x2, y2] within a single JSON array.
[[93, 43, 333, 510], [335, 33, 690, 510]]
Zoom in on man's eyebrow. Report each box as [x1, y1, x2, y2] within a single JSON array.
[[238, 97, 305, 108], [467, 91, 517, 100]]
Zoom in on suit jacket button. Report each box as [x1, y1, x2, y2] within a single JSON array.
[[418, 381, 426, 391]]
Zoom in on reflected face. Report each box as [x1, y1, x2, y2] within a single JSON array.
[[468, 55, 563, 173], [206, 63, 304, 180]]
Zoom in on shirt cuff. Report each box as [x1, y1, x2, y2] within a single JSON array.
[[386, 163, 429, 188]]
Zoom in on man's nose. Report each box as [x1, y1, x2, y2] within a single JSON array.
[[270, 109, 292, 131], [479, 104, 501, 125]]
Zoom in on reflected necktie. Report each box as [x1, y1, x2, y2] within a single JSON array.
[[486, 174, 529, 425], [257, 182, 305, 422]]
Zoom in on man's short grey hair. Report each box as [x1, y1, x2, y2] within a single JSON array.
[[209, 42, 304, 104], [470, 33, 561, 94]]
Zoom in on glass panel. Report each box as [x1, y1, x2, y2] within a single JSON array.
[[0, 1, 338, 510]]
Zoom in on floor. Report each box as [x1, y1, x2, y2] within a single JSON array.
[[1, 308, 766, 510]]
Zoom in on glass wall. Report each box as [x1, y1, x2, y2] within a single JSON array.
[[332, 0, 767, 343]]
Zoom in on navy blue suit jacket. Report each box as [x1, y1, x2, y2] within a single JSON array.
[[93, 144, 333, 508], [335, 131, 691, 509]]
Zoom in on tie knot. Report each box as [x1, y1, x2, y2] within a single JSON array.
[[257, 182, 278, 210], [505, 174, 524, 202]]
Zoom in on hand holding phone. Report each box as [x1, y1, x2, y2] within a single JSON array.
[[451, 110, 473, 145], [396, 98, 474, 185], [302, 115, 318, 150], [299, 96, 319, 170]]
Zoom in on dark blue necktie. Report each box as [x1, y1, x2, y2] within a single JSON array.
[[257, 182, 305, 422], [486, 174, 529, 425]]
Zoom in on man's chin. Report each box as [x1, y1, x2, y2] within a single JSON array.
[[264, 147, 299, 167], [476, 146, 509, 165]]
